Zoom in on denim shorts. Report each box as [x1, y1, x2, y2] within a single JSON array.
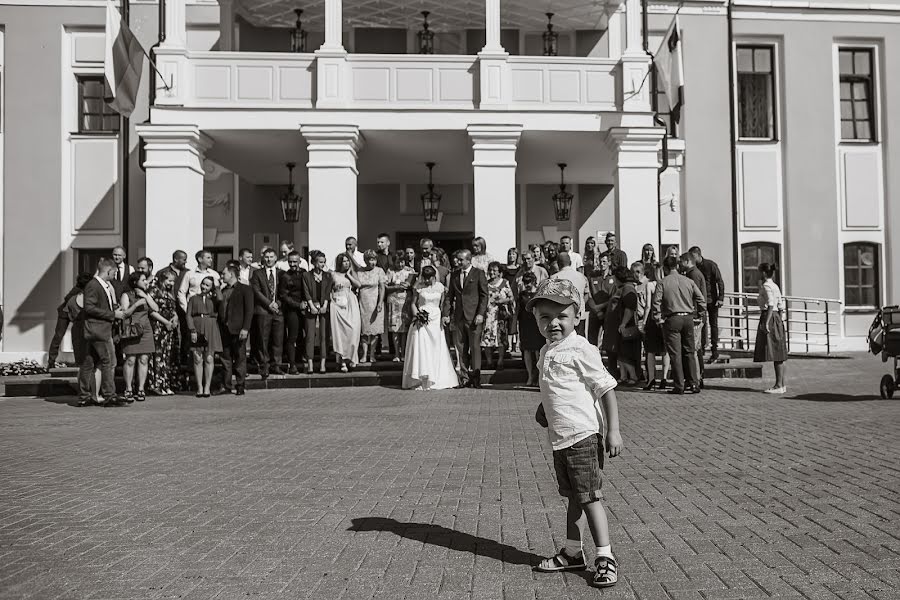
[[552, 433, 604, 503]]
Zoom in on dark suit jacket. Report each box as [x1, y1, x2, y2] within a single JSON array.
[[250, 267, 280, 315], [220, 282, 254, 334], [442, 267, 488, 324], [82, 278, 117, 341], [279, 269, 306, 312], [301, 271, 334, 307]]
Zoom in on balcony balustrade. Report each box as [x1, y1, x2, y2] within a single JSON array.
[[156, 50, 624, 112]]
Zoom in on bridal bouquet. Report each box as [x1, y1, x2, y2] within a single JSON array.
[[413, 309, 430, 328]]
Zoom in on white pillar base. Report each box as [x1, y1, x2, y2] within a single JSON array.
[[604, 127, 665, 264], [136, 124, 211, 271], [468, 124, 522, 257], [301, 125, 363, 263]]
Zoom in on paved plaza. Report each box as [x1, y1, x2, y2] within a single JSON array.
[[0, 355, 897, 600]]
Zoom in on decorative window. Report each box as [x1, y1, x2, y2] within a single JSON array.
[[742, 242, 780, 295], [77, 75, 119, 134], [838, 48, 876, 142], [736, 45, 776, 140], [843, 243, 879, 308]]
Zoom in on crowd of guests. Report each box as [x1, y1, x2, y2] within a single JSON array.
[[50, 229, 788, 405]]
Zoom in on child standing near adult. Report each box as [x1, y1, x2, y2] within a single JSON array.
[[528, 278, 624, 588]]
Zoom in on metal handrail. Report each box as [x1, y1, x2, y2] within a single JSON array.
[[718, 292, 842, 355]]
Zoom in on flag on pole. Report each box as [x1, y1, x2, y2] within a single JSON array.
[[104, 0, 144, 118], [654, 17, 685, 123]]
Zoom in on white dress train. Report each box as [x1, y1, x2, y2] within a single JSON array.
[[402, 282, 459, 390]]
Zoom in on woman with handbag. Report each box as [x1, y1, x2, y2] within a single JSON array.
[[754, 263, 788, 394], [481, 261, 514, 371], [120, 272, 159, 402], [186, 276, 222, 397]]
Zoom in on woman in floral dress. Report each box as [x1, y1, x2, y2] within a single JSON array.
[[148, 270, 181, 395], [385, 250, 416, 362], [356, 250, 386, 365], [481, 261, 514, 370]]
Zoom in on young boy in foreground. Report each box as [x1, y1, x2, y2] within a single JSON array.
[[527, 278, 623, 588]]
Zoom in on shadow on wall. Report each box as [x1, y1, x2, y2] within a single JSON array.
[[7, 163, 122, 347]]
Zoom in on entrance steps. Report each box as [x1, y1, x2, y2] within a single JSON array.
[[0, 354, 760, 398]]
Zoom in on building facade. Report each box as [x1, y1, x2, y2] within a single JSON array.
[[0, 0, 897, 359]]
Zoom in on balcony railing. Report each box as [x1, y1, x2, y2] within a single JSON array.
[[156, 50, 624, 112]]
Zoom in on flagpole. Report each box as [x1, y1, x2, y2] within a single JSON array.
[[121, 0, 131, 257]]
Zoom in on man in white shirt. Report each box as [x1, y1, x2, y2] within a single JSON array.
[[276, 240, 309, 272], [552, 252, 589, 335], [237, 248, 256, 285], [178, 250, 221, 312], [559, 236, 584, 273]]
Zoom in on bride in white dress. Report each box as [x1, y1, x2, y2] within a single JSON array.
[[402, 266, 459, 390]]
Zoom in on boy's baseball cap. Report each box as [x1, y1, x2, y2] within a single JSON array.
[[525, 278, 581, 312]]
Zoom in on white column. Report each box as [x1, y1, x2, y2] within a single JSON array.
[[136, 124, 211, 271], [315, 0, 349, 108], [604, 127, 665, 264], [323, 0, 344, 51], [624, 0, 642, 55], [477, 0, 509, 108], [154, 0, 187, 105], [468, 124, 522, 256], [301, 125, 363, 263], [483, 0, 503, 53], [606, 8, 623, 59]]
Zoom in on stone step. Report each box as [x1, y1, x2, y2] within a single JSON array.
[[0, 361, 760, 397]]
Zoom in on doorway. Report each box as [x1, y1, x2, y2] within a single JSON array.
[[395, 232, 473, 257]]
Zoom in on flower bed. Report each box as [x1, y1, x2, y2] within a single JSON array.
[[0, 359, 49, 377]]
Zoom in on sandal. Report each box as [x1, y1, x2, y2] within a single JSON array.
[[592, 555, 618, 588], [534, 548, 587, 572], [122, 391, 134, 403], [135, 391, 146, 402]]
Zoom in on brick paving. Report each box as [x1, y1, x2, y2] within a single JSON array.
[[0, 354, 897, 600]]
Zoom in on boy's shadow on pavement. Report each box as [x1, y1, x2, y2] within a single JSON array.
[[348, 517, 542, 567]]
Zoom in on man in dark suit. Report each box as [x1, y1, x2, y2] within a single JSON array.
[[109, 245, 135, 298], [279, 251, 307, 374], [689, 246, 726, 363], [442, 249, 488, 388], [250, 247, 284, 378], [78, 258, 126, 407], [219, 265, 253, 395]]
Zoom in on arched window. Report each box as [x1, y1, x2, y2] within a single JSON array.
[[741, 243, 780, 295], [843, 243, 879, 308]]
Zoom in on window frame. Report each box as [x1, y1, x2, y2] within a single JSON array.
[[837, 47, 877, 143], [76, 74, 119, 135], [842, 242, 880, 310], [735, 43, 778, 142], [741, 242, 781, 296]]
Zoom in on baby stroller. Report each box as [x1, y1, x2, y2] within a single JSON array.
[[868, 306, 900, 398]]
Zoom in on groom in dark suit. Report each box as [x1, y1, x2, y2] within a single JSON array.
[[442, 249, 488, 388]]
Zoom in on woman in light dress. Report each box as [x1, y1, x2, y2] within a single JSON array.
[[330, 254, 362, 372], [402, 266, 459, 391], [754, 262, 788, 394], [385, 250, 416, 362], [356, 250, 386, 365]]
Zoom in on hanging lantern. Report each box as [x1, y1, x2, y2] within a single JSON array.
[[280, 162, 302, 223], [421, 162, 441, 222], [291, 8, 307, 52], [552, 163, 573, 222], [542, 12, 558, 56], [418, 11, 435, 54]]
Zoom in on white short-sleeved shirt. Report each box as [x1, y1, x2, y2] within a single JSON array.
[[538, 331, 618, 450]]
